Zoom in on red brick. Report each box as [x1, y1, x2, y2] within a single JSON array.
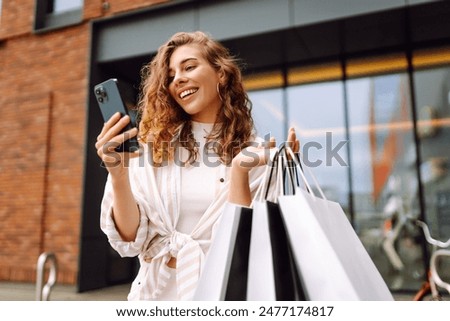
[[0, 0, 170, 285]]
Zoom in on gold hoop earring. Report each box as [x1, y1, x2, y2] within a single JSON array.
[[217, 83, 223, 102]]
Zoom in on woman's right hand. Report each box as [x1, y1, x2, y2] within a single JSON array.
[[96, 112, 141, 242], [95, 112, 139, 177]]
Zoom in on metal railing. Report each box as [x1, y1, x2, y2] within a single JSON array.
[[36, 252, 58, 301]]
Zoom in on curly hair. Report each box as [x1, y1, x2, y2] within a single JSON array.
[[137, 31, 254, 165]]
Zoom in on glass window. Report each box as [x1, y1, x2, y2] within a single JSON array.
[[249, 80, 350, 211], [413, 66, 450, 283], [414, 67, 450, 237], [53, 0, 83, 13], [346, 53, 407, 78], [347, 73, 424, 291], [245, 46, 450, 293], [287, 81, 349, 209], [288, 62, 342, 86], [34, 0, 84, 32], [244, 70, 284, 91], [248, 89, 285, 145]]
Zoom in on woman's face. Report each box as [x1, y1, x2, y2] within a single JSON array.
[[168, 44, 222, 123]]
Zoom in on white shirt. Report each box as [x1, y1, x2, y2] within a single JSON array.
[[100, 125, 266, 300], [177, 121, 221, 234]]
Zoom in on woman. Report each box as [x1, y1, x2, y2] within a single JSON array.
[[95, 31, 298, 300]]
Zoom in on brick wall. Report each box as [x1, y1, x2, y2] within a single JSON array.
[[0, 0, 169, 285]]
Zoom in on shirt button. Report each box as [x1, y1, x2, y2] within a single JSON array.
[[219, 178, 225, 183]]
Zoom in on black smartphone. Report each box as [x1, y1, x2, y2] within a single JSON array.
[[94, 78, 139, 152]]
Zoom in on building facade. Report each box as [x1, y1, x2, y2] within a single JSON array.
[[0, 0, 168, 286], [1, 0, 449, 294]]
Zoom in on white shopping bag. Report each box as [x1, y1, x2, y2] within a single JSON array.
[[193, 202, 252, 300], [247, 149, 303, 301], [278, 148, 394, 301]]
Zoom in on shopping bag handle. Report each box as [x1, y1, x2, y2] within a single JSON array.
[[284, 145, 327, 201], [252, 142, 327, 203], [256, 144, 302, 201], [281, 151, 301, 196], [271, 144, 299, 197], [253, 145, 287, 203], [278, 145, 315, 198], [252, 146, 278, 204]]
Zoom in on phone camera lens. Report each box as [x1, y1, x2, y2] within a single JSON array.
[[95, 87, 106, 97], [98, 97, 104, 103]]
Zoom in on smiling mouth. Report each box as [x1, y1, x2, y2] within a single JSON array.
[[180, 88, 198, 99]]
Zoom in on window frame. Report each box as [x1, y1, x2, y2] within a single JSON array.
[[34, 0, 83, 33]]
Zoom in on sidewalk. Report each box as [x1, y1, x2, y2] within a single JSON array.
[[0, 281, 443, 301], [0, 281, 130, 301]]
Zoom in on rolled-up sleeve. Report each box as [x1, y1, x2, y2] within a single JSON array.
[[100, 174, 150, 257]]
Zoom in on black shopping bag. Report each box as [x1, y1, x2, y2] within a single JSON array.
[[247, 145, 306, 300], [247, 199, 305, 300], [224, 207, 252, 300]]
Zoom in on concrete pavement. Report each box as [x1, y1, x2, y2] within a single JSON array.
[[1, 281, 446, 301], [0, 281, 129, 301]]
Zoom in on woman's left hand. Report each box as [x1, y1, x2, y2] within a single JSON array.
[[232, 127, 299, 172], [228, 128, 299, 205]]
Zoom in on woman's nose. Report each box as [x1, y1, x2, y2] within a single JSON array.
[[173, 73, 187, 86]]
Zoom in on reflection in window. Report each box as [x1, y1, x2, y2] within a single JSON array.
[[245, 46, 450, 293], [249, 82, 350, 210], [347, 74, 423, 291], [249, 89, 285, 145], [414, 67, 450, 283], [287, 82, 349, 209], [414, 67, 450, 237], [53, 0, 83, 13], [34, 0, 84, 32]]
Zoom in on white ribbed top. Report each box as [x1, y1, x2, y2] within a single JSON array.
[[177, 121, 221, 234]]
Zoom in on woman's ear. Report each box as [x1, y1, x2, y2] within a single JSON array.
[[218, 69, 226, 84]]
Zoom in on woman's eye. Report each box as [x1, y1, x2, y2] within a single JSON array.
[[185, 65, 195, 71]]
